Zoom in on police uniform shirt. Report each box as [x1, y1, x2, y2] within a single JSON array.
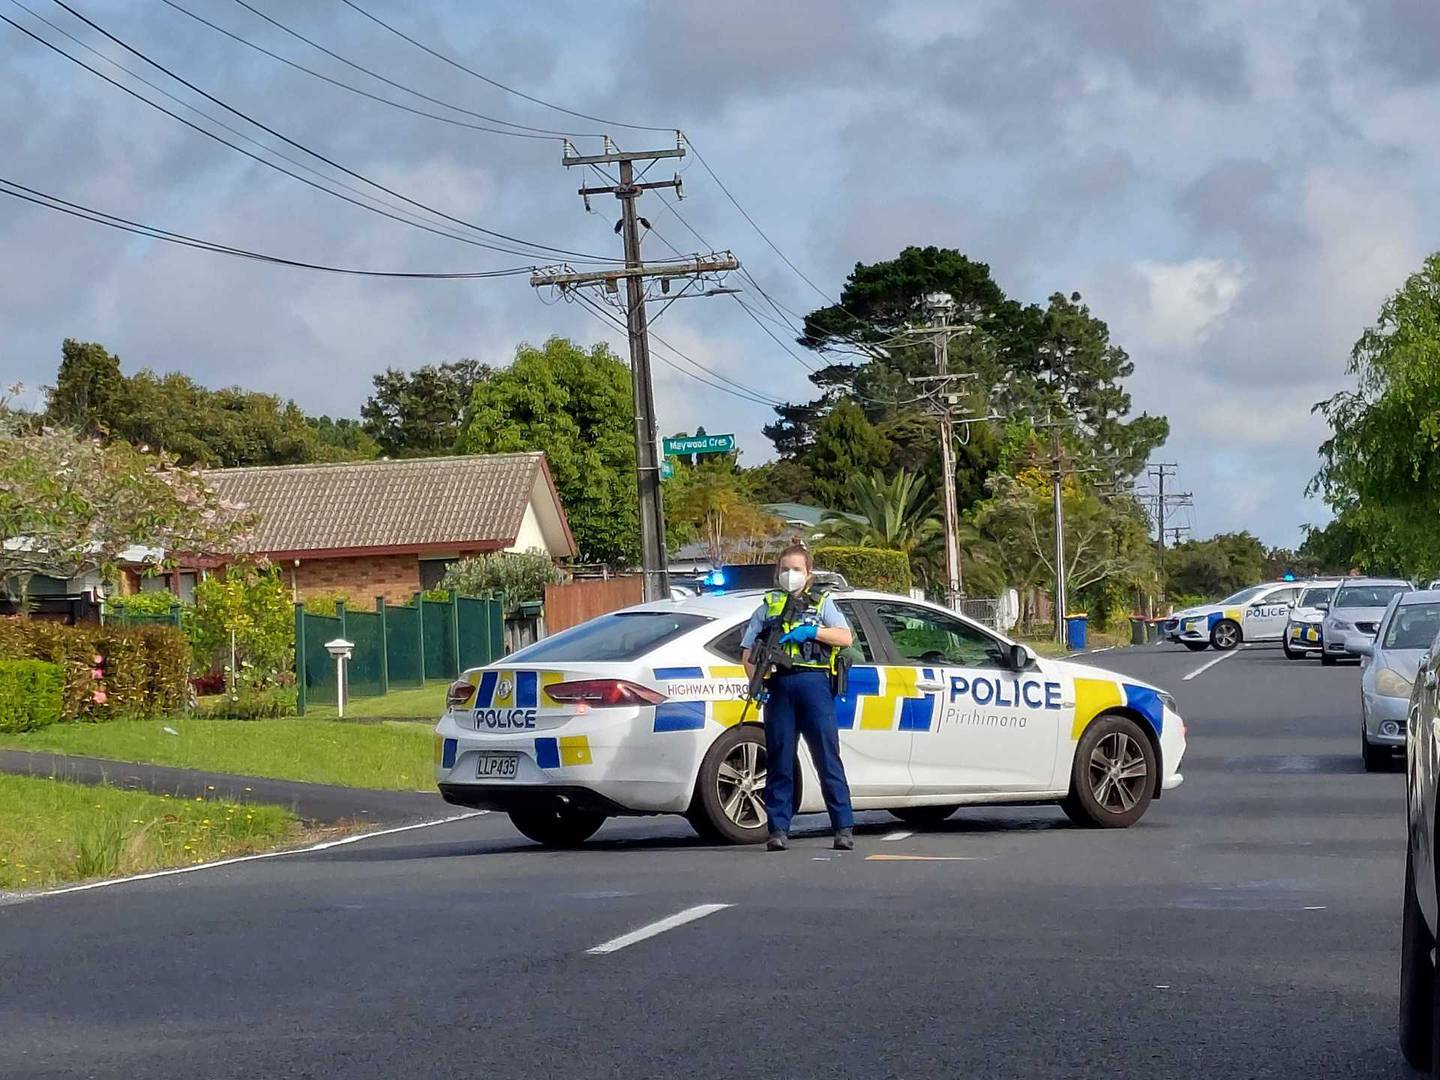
[[740, 593, 850, 652]]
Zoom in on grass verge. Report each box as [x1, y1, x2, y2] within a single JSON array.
[[0, 716, 434, 791], [0, 773, 299, 891]]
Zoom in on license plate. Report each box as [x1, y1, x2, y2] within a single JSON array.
[[476, 753, 519, 779]]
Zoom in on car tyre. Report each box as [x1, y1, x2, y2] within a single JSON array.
[[1283, 639, 1307, 660], [1181, 641, 1209, 652], [507, 801, 606, 848], [688, 723, 770, 845], [1362, 728, 1389, 773], [1400, 847, 1435, 1070], [1210, 619, 1241, 651], [1060, 713, 1156, 829], [888, 805, 960, 826]]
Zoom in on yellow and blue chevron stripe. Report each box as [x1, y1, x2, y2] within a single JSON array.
[[533, 734, 591, 768], [471, 669, 564, 708], [1071, 677, 1164, 740]]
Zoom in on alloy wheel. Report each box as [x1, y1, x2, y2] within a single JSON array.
[[1213, 622, 1240, 649], [1088, 731, 1148, 813], [716, 739, 767, 829]]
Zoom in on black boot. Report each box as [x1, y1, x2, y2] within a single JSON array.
[[833, 828, 854, 851], [766, 832, 789, 851]]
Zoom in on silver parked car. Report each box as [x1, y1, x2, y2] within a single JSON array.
[[1355, 591, 1440, 771], [1319, 577, 1410, 665]]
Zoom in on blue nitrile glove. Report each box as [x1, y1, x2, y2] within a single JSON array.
[[780, 624, 819, 645]]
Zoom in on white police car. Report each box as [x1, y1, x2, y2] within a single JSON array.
[[1282, 580, 1341, 660], [434, 589, 1187, 845], [1173, 581, 1305, 652]]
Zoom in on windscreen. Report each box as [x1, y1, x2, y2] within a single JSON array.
[[1335, 584, 1407, 609], [1385, 603, 1440, 650], [1298, 587, 1334, 607], [502, 611, 709, 663], [1220, 586, 1266, 605]]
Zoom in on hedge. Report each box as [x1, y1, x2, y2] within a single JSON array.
[[0, 659, 64, 733], [812, 546, 912, 593], [0, 619, 190, 721]]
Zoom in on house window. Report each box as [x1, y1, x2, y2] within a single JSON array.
[[420, 559, 457, 591]]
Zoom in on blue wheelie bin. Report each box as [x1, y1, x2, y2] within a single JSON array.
[[1065, 613, 1088, 652]]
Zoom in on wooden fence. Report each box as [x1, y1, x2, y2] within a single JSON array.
[[544, 577, 644, 634]]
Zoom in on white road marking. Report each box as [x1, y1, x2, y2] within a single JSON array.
[[1182, 650, 1241, 682], [4, 811, 488, 906], [1303, 905, 1326, 911], [882, 830, 913, 842], [586, 903, 732, 955]]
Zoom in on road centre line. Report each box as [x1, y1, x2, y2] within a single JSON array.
[[1182, 649, 1242, 682], [3, 811, 489, 907], [586, 903, 732, 955]]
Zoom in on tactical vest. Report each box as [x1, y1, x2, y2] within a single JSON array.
[[764, 588, 838, 671]]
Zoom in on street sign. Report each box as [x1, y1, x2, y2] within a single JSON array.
[[660, 460, 675, 480], [662, 433, 735, 456]]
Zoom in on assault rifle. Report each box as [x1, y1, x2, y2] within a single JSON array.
[[739, 613, 793, 723]]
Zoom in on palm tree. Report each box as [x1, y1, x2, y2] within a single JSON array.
[[818, 470, 942, 563]]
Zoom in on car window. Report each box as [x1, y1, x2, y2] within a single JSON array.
[[1220, 586, 1266, 605], [506, 612, 709, 662], [1335, 584, 1408, 608], [1257, 588, 1299, 607], [1298, 587, 1333, 607], [706, 600, 875, 663], [871, 601, 1006, 668], [1385, 603, 1440, 650]]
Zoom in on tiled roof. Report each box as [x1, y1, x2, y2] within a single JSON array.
[[203, 453, 552, 556]]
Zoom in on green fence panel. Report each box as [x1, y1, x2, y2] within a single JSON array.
[[346, 608, 384, 698], [457, 596, 503, 670], [301, 612, 343, 705], [385, 602, 424, 687], [421, 598, 455, 681]]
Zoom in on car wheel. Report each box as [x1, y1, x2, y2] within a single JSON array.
[[1400, 846, 1435, 1069], [688, 724, 769, 844], [1210, 620, 1241, 651], [1060, 714, 1156, 829], [888, 805, 960, 826], [1283, 639, 1306, 660], [507, 801, 606, 848], [1182, 641, 1209, 652]]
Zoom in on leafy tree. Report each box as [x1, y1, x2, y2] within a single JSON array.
[[455, 338, 638, 567], [46, 339, 124, 436], [192, 564, 294, 680], [0, 427, 254, 612], [818, 471, 941, 572], [665, 465, 778, 566], [1312, 253, 1440, 576], [745, 459, 816, 504], [307, 416, 380, 461], [438, 549, 564, 613], [1297, 515, 1370, 575], [809, 399, 889, 509], [362, 359, 490, 458], [1162, 532, 1267, 598]]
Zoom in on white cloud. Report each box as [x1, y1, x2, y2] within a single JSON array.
[[1133, 258, 1246, 351]]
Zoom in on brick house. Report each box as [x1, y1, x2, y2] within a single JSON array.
[[183, 453, 577, 604]]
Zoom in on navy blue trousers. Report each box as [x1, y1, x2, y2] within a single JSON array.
[[763, 669, 853, 834]]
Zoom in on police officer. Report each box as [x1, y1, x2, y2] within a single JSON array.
[[740, 543, 855, 851]]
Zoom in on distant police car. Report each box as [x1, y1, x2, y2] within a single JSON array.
[[434, 589, 1187, 846], [1174, 581, 1307, 652], [1282, 580, 1341, 660]]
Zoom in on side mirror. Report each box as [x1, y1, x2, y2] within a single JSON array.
[[1007, 642, 1033, 670], [1354, 640, 1374, 657]]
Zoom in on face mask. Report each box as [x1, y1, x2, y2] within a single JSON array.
[[778, 568, 808, 594]]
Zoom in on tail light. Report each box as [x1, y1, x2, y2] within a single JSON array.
[[545, 679, 667, 707], [446, 679, 476, 709]]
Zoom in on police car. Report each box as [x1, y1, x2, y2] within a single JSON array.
[[434, 589, 1188, 846], [1173, 581, 1306, 651], [1282, 580, 1341, 660]]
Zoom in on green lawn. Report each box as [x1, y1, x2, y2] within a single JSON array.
[[303, 680, 451, 720], [0, 716, 435, 791], [0, 774, 299, 891]]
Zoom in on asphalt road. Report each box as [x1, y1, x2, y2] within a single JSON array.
[[0, 644, 1410, 1079]]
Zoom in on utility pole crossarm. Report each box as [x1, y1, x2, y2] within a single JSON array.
[[531, 254, 739, 289]]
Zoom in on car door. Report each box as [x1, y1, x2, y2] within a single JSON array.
[[1244, 586, 1299, 641], [1410, 645, 1440, 930], [866, 600, 1060, 795]]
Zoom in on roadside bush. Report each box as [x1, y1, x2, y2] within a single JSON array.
[[812, 546, 912, 593], [302, 590, 351, 618], [439, 549, 561, 613], [105, 590, 184, 618], [0, 659, 64, 733], [193, 565, 294, 679], [0, 621, 188, 721], [197, 683, 296, 720]]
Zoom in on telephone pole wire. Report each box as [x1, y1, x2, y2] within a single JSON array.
[[531, 135, 739, 601]]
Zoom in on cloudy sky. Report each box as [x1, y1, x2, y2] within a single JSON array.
[[3, 0, 1436, 548]]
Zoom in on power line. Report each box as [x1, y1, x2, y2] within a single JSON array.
[[159, 0, 566, 141], [336, 0, 673, 134], [0, 176, 534, 278], [45, 0, 621, 263], [0, 6, 599, 263]]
